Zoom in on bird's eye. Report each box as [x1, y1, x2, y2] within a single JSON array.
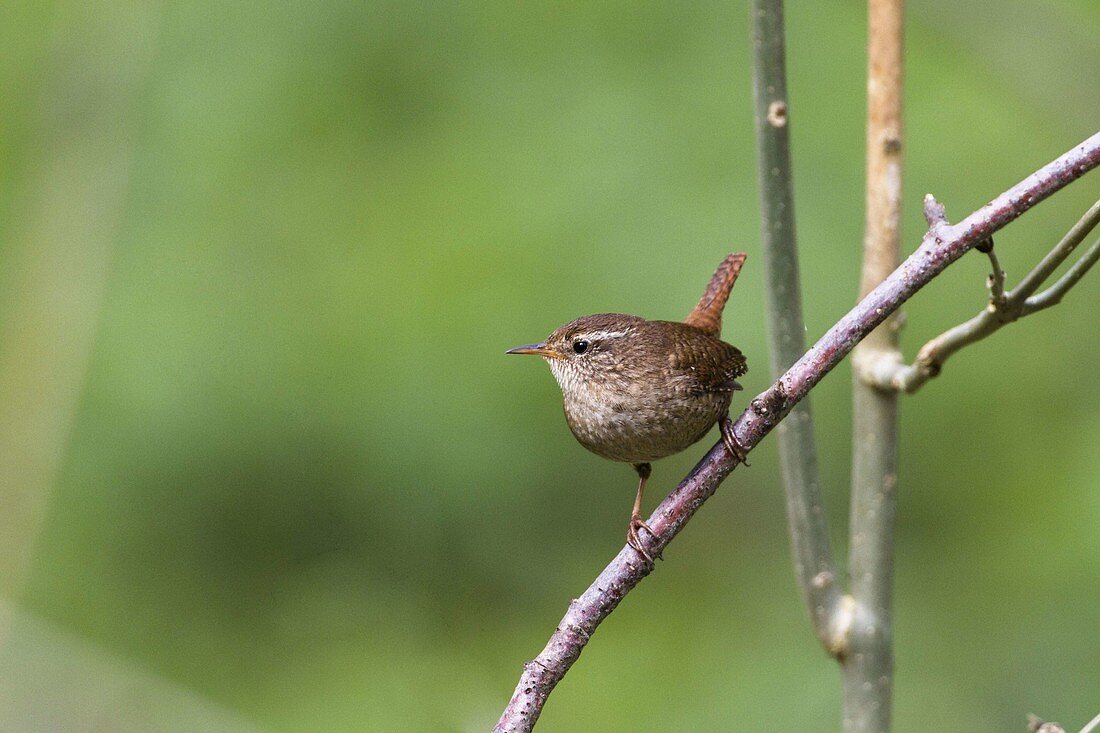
[[572, 339, 590, 355]]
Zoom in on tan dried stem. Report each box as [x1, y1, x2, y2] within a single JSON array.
[[844, 1, 905, 731]]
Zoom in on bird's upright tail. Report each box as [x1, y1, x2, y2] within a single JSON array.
[[683, 252, 747, 339]]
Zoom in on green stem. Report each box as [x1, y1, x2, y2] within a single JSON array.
[[750, 0, 843, 650]]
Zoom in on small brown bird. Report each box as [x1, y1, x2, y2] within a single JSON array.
[[507, 253, 749, 562]]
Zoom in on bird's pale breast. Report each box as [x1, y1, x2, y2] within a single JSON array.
[[561, 374, 732, 464]]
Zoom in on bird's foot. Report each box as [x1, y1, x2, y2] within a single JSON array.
[[720, 415, 750, 467], [627, 513, 658, 565]]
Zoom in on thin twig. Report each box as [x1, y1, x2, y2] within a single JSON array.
[[844, 0, 904, 729], [750, 0, 843, 653], [1025, 235, 1100, 313], [1012, 198, 1100, 297], [494, 131, 1100, 733], [877, 199, 1100, 393], [984, 242, 1007, 307]]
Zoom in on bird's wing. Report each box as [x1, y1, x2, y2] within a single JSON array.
[[667, 333, 748, 396]]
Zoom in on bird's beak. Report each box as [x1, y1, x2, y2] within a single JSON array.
[[506, 342, 564, 359]]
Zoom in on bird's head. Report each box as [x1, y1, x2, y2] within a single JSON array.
[[506, 313, 644, 392]]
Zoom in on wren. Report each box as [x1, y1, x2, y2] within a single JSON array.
[[507, 253, 749, 562]]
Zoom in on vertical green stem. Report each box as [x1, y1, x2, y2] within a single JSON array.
[[750, 0, 842, 648], [845, 390, 898, 732]]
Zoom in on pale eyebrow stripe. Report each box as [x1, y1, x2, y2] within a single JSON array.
[[583, 330, 629, 341]]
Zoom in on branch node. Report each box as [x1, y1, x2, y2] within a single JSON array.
[[826, 594, 857, 659], [766, 100, 788, 128], [890, 200, 1099, 399], [922, 193, 948, 227], [1027, 714, 1067, 733], [914, 343, 943, 377], [852, 346, 905, 392]]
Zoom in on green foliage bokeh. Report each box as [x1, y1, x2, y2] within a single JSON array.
[[1, 1, 1098, 731]]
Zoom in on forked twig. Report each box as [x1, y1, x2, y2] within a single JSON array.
[[865, 198, 1100, 393]]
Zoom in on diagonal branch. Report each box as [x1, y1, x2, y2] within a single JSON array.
[[870, 198, 1100, 393], [493, 130, 1100, 733]]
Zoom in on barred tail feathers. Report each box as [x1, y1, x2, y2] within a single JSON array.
[[683, 252, 747, 338]]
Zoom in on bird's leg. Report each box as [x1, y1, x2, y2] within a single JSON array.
[[627, 462, 657, 564], [720, 414, 750, 467]]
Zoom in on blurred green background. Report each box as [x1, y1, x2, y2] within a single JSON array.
[[1, 1, 1098, 731]]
